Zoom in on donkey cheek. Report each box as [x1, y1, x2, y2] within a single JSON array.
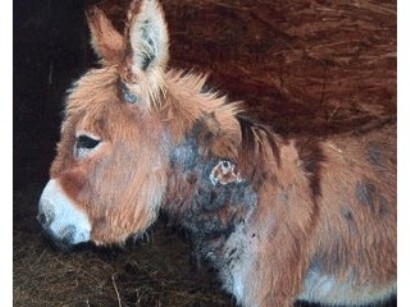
[[58, 169, 88, 202], [90, 209, 150, 244], [90, 218, 111, 245], [90, 216, 130, 245]]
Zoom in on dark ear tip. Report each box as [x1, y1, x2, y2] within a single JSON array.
[[127, 0, 145, 21], [85, 5, 99, 20], [85, 0, 103, 8], [86, 0, 111, 19]]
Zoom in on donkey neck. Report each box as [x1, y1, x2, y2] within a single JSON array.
[[163, 119, 258, 261]]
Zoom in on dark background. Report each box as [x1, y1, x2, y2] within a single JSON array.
[[14, 0, 91, 190], [13, 0, 397, 189], [13, 0, 396, 306]]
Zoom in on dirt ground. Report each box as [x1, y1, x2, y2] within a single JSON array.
[[13, 0, 396, 306]]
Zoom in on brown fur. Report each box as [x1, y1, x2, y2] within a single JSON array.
[[44, 1, 396, 305]]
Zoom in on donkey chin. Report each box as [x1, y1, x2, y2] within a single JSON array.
[[37, 179, 91, 252]]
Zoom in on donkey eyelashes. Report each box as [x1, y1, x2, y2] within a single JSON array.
[[74, 134, 102, 160]]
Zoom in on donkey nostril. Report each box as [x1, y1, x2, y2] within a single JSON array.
[[37, 212, 47, 225], [61, 225, 76, 238], [37, 211, 54, 227]]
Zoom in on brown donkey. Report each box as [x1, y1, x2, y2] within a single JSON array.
[[37, 1, 396, 306]]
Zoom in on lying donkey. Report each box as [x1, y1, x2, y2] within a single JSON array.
[[38, 0, 396, 306]]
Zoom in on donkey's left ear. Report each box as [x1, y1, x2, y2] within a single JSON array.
[[127, 0, 169, 73]]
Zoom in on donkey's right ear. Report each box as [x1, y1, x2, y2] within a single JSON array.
[[86, 6, 126, 65]]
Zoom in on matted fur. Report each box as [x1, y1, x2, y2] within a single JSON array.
[[39, 0, 396, 306]]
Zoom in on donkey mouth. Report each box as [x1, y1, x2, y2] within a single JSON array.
[[40, 226, 91, 253], [43, 226, 77, 252]]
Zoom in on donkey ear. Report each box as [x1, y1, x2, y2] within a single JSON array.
[[127, 0, 169, 72], [86, 6, 125, 65]]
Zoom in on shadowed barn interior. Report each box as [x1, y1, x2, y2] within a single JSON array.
[[13, 0, 396, 306]]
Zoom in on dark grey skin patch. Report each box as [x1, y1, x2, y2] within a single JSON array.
[[170, 135, 200, 171], [367, 143, 383, 167], [329, 241, 349, 269], [119, 82, 138, 104], [378, 195, 390, 217], [342, 207, 353, 220], [341, 207, 358, 234], [166, 118, 257, 269], [355, 182, 389, 218], [307, 255, 322, 273], [356, 181, 376, 210], [276, 192, 289, 204]]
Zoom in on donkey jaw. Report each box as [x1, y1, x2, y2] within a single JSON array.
[[37, 179, 91, 250]]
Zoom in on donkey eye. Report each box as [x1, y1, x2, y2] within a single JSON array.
[[76, 135, 101, 149], [74, 134, 101, 159]]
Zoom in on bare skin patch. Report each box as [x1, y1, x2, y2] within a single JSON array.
[[210, 160, 243, 186]]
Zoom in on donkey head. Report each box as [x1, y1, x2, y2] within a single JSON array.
[[38, 0, 172, 249]]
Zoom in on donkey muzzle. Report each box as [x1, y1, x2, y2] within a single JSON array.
[[38, 179, 91, 250]]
